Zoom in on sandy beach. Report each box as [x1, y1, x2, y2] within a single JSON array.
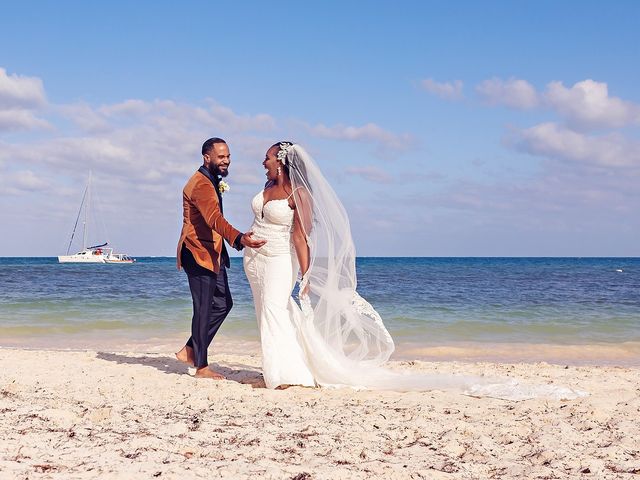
[[1, 348, 639, 479]]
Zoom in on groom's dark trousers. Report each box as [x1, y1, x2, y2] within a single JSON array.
[[181, 244, 233, 368]]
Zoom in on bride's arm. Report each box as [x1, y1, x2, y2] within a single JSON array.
[[291, 188, 313, 290], [292, 210, 310, 275]]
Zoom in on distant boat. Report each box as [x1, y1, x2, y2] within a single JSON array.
[[58, 172, 135, 264], [58, 243, 135, 264]]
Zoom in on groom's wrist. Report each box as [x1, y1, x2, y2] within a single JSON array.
[[234, 233, 244, 250]]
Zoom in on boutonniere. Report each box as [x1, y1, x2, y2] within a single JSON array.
[[218, 180, 230, 196]]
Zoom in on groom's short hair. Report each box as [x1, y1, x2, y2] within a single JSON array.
[[202, 137, 227, 156]]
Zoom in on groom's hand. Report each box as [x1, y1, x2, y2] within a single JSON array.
[[241, 231, 267, 249]]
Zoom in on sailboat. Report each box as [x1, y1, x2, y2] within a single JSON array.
[[58, 172, 136, 264]]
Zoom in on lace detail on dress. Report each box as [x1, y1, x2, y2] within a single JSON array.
[[299, 290, 314, 319], [351, 292, 395, 348]]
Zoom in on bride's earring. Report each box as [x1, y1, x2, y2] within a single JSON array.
[[277, 166, 282, 176]]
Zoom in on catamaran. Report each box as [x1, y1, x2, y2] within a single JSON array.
[[58, 172, 135, 264]]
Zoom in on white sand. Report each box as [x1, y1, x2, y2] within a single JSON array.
[[1, 348, 639, 479]]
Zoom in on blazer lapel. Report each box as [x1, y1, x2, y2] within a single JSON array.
[[197, 166, 230, 268], [198, 166, 223, 214]]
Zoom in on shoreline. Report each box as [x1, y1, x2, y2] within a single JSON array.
[[2, 334, 639, 367], [1, 348, 639, 478]]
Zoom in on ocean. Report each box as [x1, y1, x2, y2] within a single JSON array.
[[1, 257, 638, 364]]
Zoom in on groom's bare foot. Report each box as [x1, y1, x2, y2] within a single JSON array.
[[195, 366, 225, 380], [175, 345, 195, 366]]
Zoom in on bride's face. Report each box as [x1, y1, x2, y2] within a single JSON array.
[[262, 146, 280, 181]]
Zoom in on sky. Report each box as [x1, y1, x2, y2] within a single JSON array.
[[1, 1, 639, 257]]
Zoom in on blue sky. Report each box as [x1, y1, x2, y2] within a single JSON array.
[[1, 1, 639, 256]]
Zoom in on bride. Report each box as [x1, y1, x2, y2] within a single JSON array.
[[243, 142, 585, 400]]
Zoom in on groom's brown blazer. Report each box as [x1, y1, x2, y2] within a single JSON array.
[[177, 168, 242, 273]]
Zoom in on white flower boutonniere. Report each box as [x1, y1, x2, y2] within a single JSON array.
[[218, 180, 230, 196]]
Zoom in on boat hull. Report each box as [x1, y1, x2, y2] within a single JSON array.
[[58, 255, 108, 263], [58, 250, 136, 264]]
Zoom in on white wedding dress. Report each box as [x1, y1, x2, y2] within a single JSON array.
[[243, 190, 316, 389], [243, 144, 587, 400]]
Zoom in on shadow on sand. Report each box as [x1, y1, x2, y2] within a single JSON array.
[[95, 352, 265, 387]]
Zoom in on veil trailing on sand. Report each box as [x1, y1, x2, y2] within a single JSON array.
[[283, 144, 586, 401]]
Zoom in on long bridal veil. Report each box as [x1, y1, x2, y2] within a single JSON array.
[[284, 144, 585, 401], [286, 144, 395, 365]]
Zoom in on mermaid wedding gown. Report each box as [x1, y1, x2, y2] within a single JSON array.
[[243, 190, 316, 389]]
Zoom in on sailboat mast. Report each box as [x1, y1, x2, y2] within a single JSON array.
[[83, 171, 91, 250], [66, 183, 88, 255]]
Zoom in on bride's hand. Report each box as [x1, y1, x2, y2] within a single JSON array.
[[299, 275, 310, 298]]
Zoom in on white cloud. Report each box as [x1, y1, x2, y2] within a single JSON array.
[[543, 79, 640, 130], [79, 99, 277, 134], [476, 77, 539, 109], [308, 122, 415, 151], [0, 68, 46, 109], [476, 76, 640, 131], [208, 103, 276, 132], [0, 169, 50, 195], [345, 166, 392, 183], [421, 78, 463, 100], [0, 109, 51, 131], [0, 67, 49, 131], [57, 102, 112, 132], [512, 122, 640, 168], [98, 99, 151, 117]]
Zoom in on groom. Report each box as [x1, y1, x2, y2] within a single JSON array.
[[175, 137, 266, 379]]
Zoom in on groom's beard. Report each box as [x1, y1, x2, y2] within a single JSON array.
[[210, 165, 229, 178]]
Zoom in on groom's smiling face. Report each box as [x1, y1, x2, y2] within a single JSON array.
[[204, 142, 231, 178]]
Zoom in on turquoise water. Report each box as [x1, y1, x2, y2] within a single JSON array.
[[1, 257, 639, 360]]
